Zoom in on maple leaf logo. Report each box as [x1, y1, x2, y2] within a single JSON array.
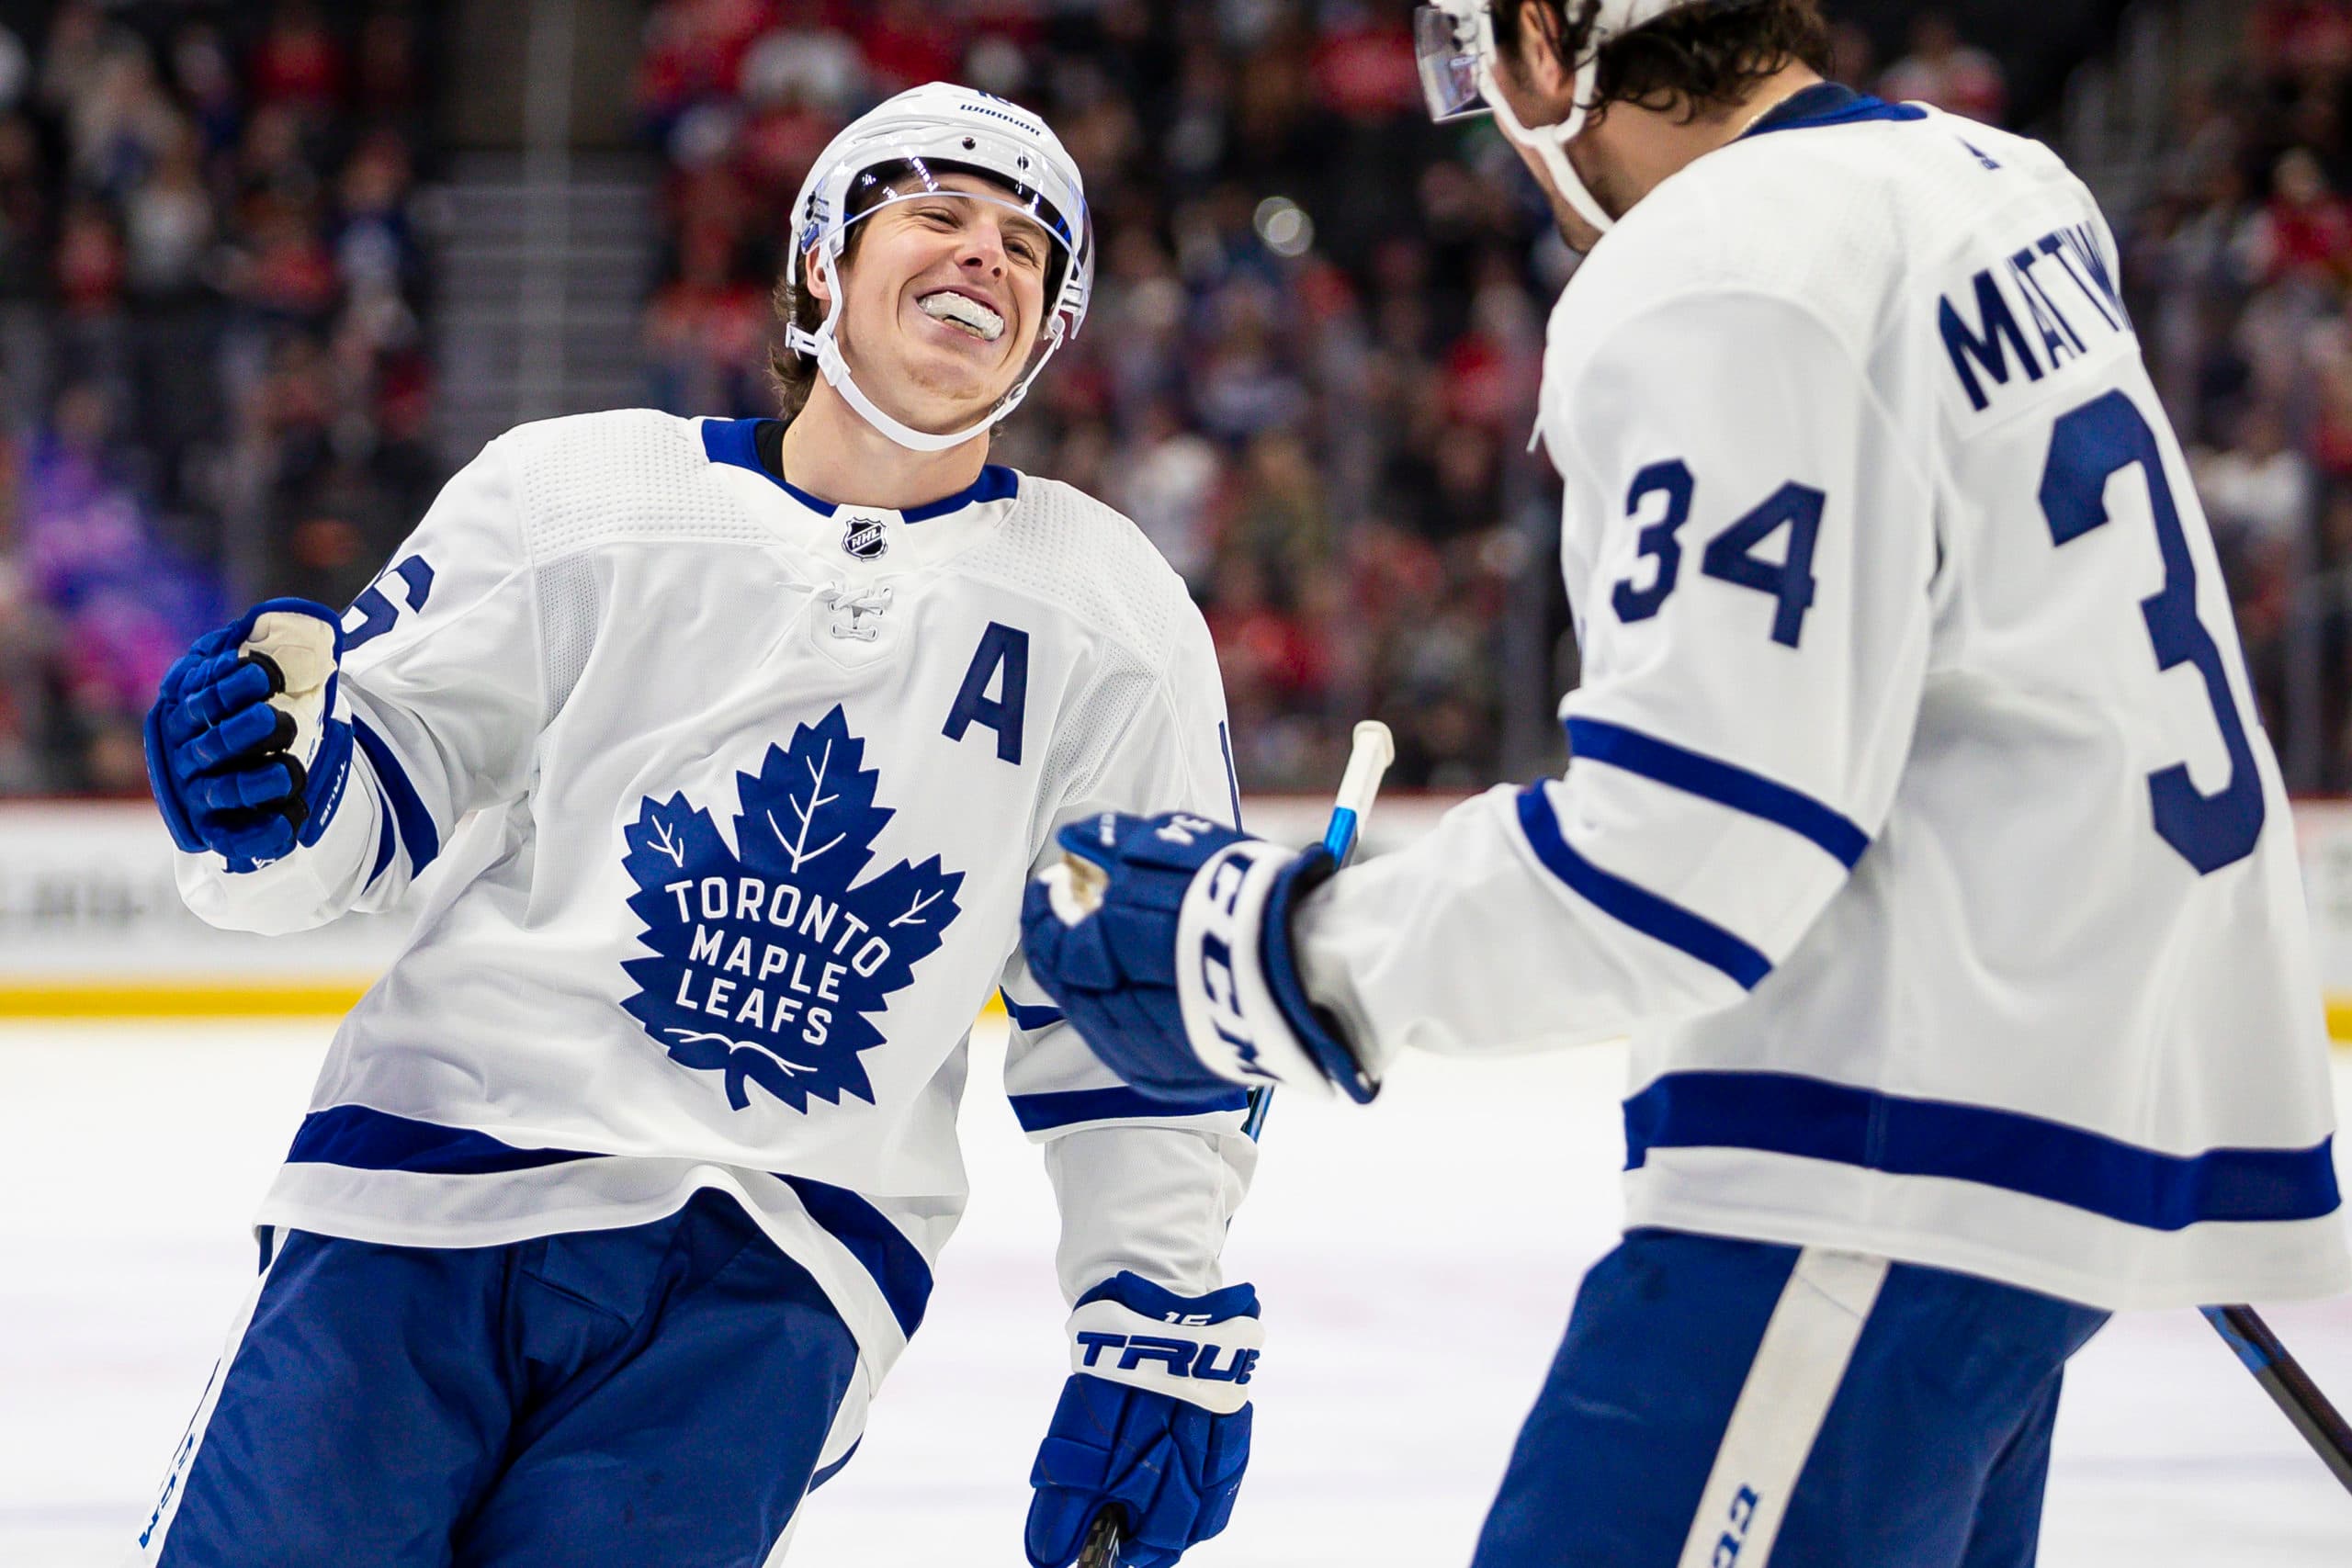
[[619, 705, 965, 1112]]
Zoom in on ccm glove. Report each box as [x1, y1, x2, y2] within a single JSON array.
[[144, 599, 351, 870], [1025, 1272, 1261, 1568], [1021, 811, 1376, 1103]]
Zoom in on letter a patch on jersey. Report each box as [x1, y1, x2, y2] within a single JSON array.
[[618, 705, 965, 1112], [943, 622, 1029, 763]]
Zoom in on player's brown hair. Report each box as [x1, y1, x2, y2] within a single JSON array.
[[767, 179, 892, 423], [1493, 0, 1835, 124]]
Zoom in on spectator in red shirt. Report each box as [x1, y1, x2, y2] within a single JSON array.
[[248, 0, 345, 115], [2251, 146, 2352, 288]]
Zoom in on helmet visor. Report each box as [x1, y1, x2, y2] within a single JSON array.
[[831, 153, 1085, 309], [842, 154, 1077, 254], [1415, 6, 1491, 122]]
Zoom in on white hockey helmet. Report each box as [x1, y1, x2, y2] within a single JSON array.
[[1415, 0, 1696, 236], [784, 82, 1093, 452]]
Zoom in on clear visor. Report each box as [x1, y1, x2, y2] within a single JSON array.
[[813, 152, 1083, 265], [806, 153, 1089, 330], [1415, 6, 1491, 123]]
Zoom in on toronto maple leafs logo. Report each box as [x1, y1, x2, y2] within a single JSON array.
[[620, 705, 964, 1113]]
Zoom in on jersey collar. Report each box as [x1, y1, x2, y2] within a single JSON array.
[[1740, 82, 1926, 139], [699, 416, 1020, 521]]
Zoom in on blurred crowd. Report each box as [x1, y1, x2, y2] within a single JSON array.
[[638, 0, 2024, 791], [17, 0, 2240, 802], [2123, 0, 2352, 789], [0, 1, 436, 795]]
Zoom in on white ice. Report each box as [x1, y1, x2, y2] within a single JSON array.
[[3, 1021, 2348, 1567]]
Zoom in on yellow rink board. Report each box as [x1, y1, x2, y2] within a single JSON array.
[[0, 979, 1018, 1025], [2, 980, 2347, 1047]]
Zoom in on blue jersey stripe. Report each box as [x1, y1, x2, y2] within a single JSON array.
[[1514, 784, 1771, 989], [365, 782, 398, 886], [779, 1175, 934, 1337], [286, 1105, 587, 1175], [283, 1105, 936, 1337], [1566, 717, 1870, 868], [1623, 1069, 2342, 1231], [1009, 1085, 1250, 1133], [1000, 992, 1065, 1032], [808, 1438, 862, 1493], [351, 716, 440, 876]]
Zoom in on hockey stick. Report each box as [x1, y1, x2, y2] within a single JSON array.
[[1077, 1506, 1126, 1568], [2200, 1303, 2352, 1494], [1244, 719, 1396, 1134], [1074, 720, 1396, 1568]]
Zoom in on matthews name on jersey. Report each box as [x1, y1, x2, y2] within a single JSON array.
[[172, 408, 1256, 1388], [1293, 85, 2350, 1311]]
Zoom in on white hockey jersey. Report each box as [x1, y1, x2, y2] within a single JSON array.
[[1295, 88, 2351, 1311], [175, 412, 1256, 1378]]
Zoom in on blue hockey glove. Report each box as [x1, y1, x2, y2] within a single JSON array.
[[1025, 1272, 1261, 1568], [144, 599, 352, 871], [1021, 811, 1377, 1103]]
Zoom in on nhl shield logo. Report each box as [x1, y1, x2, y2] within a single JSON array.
[[841, 514, 889, 560]]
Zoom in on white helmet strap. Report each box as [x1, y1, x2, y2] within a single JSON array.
[[786, 196, 1073, 455], [1477, 4, 1616, 236]]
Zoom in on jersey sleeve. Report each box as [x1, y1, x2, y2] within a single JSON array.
[[175, 436, 545, 933], [1295, 288, 1938, 1064], [1005, 605, 1258, 1303]]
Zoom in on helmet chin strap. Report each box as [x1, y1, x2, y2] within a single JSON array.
[[1479, 11, 1615, 238], [787, 245, 1065, 455]]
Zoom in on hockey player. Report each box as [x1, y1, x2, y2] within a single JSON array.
[[1023, 3, 2352, 1563], [137, 85, 1258, 1568]]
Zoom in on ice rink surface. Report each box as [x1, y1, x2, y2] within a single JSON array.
[[4, 1020, 2350, 1568]]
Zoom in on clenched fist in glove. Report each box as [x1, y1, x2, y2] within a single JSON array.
[[1025, 1272, 1261, 1568], [144, 599, 350, 871], [1021, 811, 1378, 1105]]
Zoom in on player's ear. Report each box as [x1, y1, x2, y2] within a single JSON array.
[[1509, 0, 1577, 102], [804, 247, 832, 308]]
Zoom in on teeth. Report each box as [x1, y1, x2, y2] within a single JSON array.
[[919, 290, 1004, 342]]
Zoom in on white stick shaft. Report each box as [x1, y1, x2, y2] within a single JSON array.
[[1321, 720, 1396, 863], [1335, 721, 1396, 830]]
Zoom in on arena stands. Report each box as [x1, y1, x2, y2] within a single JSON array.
[[0, 0, 438, 795], [17, 1, 2347, 803]]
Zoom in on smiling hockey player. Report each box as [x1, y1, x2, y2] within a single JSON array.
[[1022, 4, 2352, 1564], [138, 85, 1257, 1568]]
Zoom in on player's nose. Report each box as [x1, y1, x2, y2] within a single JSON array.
[[956, 225, 1007, 280]]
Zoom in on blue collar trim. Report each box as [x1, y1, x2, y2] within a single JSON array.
[[699, 417, 1018, 521], [1741, 83, 1925, 138]]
